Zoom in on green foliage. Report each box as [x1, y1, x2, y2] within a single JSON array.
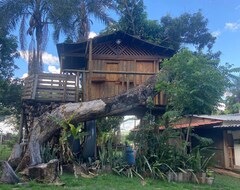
[[51, 0, 117, 41], [0, 30, 22, 118], [224, 74, 240, 113], [51, 115, 87, 163], [0, 30, 18, 80], [0, 134, 18, 160], [96, 116, 123, 145], [96, 116, 124, 169], [156, 49, 229, 115], [0, 0, 54, 74], [0, 79, 23, 118], [0, 144, 12, 160], [159, 12, 215, 51], [103, 1, 215, 51], [40, 142, 59, 163], [116, 0, 147, 36], [127, 110, 215, 179]]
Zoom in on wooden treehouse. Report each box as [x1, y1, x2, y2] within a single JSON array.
[[20, 31, 174, 143], [22, 31, 174, 104]]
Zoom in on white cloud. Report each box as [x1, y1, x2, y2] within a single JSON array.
[[19, 51, 28, 61], [48, 65, 60, 74], [21, 73, 28, 78], [212, 31, 221, 37], [19, 51, 59, 65], [218, 103, 226, 111], [225, 22, 240, 31], [42, 52, 59, 65], [88, 31, 97, 39]]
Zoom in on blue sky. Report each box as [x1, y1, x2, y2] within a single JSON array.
[[14, 0, 240, 78]]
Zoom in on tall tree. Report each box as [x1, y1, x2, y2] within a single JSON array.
[[52, 0, 117, 42], [225, 75, 240, 114], [0, 30, 18, 80], [159, 12, 216, 51], [0, 29, 22, 117], [0, 0, 64, 75], [116, 0, 146, 36], [156, 49, 230, 115], [103, 0, 215, 52]]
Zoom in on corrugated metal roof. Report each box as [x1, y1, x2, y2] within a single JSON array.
[[195, 114, 240, 121], [159, 120, 222, 130], [214, 124, 240, 128]]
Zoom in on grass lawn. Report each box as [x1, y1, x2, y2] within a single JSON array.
[[0, 173, 240, 190]]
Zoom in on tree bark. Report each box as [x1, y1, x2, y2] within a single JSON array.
[[15, 75, 158, 172], [0, 161, 20, 184]]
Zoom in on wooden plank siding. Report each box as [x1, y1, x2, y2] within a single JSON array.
[[85, 59, 166, 106]]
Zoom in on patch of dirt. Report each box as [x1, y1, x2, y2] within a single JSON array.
[[211, 167, 240, 179]]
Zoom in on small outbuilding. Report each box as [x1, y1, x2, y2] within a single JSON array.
[[164, 114, 240, 170]]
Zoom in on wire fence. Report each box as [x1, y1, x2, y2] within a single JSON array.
[[0, 144, 12, 160], [0, 134, 17, 161]]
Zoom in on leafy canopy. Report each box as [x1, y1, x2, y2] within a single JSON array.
[[225, 75, 240, 114], [0, 30, 22, 118], [156, 49, 229, 115], [103, 0, 214, 51]]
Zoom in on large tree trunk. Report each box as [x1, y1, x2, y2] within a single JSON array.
[[0, 161, 20, 184], [15, 75, 159, 172]]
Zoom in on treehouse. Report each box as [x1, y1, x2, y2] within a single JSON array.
[[22, 31, 174, 107], [19, 31, 175, 160]]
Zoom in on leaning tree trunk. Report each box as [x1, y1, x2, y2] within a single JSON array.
[[15, 75, 159, 172]]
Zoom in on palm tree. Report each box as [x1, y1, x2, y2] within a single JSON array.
[[0, 0, 58, 75], [52, 0, 117, 42]]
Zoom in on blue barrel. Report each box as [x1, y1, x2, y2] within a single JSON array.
[[125, 146, 135, 165], [82, 120, 96, 161]]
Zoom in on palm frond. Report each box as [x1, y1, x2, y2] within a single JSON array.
[[229, 67, 240, 73]]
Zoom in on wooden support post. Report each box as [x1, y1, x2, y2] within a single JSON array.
[[18, 108, 24, 143], [88, 39, 93, 100], [126, 74, 129, 91], [133, 60, 136, 87], [60, 56, 63, 74], [76, 72, 80, 102], [223, 131, 230, 168], [32, 74, 38, 100], [121, 74, 125, 89], [63, 75, 67, 101], [82, 72, 86, 101]]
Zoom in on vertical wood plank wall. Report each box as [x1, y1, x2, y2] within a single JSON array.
[[86, 59, 165, 106]]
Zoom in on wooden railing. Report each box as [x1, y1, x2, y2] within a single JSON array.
[[22, 73, 79, 102], [22, 71, 167, 105]]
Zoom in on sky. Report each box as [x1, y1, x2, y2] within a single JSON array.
[[13, 0, 240, 78]]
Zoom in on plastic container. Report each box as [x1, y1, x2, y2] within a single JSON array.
[[125, 146, 135, 165]]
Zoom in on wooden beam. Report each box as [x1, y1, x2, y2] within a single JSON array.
[[88, 39, 93, 100], [76, 72, 80, 102], [61, 53, 86, 57], [92, 55, 166, 60], [63, 69, 156, 75], [18, 108, 24, 143]]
